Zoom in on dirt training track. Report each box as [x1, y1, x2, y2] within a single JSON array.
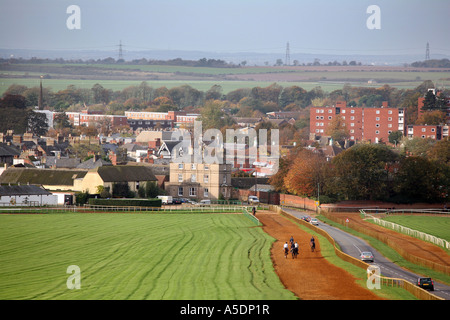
[[257, 211, 383, 300]]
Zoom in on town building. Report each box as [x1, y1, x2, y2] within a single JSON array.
[[165, 162, 232, 201], [310, 101, 405, 144]]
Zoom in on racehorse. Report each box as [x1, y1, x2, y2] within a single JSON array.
[[291, 247, 298, 259], [284, 246, 289, 259], [310, 240, 316, 252]]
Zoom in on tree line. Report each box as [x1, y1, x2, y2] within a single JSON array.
[[269, 142, 450, 204]]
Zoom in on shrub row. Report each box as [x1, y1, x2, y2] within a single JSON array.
[[88, 198, 162, 207]]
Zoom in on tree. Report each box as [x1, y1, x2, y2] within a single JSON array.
[[325, 115, 349, 143], [394, 156, 450, 203], [388, 131, 403, 146], [422, 90, 436, 111], [329, 144, 398, 201], [283, 149, 327, 198], [26, 110, 48, 136], [198, 100, 235, 130]]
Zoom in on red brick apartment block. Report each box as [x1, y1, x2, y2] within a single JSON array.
[[310, 101, 405, 144]]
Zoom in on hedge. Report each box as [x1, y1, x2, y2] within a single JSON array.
[[88, 198, 162, 207]]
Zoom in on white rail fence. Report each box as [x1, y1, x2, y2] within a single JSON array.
[[360, 210, 450, 250]]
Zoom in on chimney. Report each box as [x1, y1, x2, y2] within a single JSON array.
[[382, 101, 388, 108]]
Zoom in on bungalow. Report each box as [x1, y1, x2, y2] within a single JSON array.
[[0, 184, 57, 206]]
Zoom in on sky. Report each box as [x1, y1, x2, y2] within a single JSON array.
[[0, 0, 449, 56]]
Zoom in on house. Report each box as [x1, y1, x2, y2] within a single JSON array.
[[79, 165, 157, 195], [232, 117, 263, 128], [0, 143, 21, 165], [0, 184, 57, 206], [77, 155, 112, 169], [165, 161, 232, 201]]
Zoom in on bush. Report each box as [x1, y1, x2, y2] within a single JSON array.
[[88, 198, 162, 207]]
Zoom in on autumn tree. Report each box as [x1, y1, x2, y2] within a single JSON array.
[[325, 115, 349, 143], [283, 149, 327, 198]]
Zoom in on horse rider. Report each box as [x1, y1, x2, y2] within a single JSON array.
[[284, 242, 289, 256]]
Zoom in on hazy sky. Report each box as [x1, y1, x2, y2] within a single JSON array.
[[1, 0, 449, 56]]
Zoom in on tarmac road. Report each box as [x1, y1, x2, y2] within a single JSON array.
[[282, 207, 450, 300]]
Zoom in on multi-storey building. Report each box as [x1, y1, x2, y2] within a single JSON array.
[[125, 110, 199, 130], [66, 110, 128, 128], [310, 101, 405, 144], [165, 162, 232, 201]]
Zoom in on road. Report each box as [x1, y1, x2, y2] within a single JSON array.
[[282, 207, 450, 300]]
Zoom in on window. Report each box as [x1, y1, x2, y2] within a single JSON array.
[[376, 117, 380, 121], [191, 164, 196, 170], [388, 117, 392, 121], [328, 116, 332, 120], [431, 128, 435, 132], [178, 187, 183, 196], [178, 164, 183, 169], [223, 175, 227, 184], [191, 174, 196, 182], [204, 165, 209, 170], [422, 128, 426, 132], [189, 187, 197, 197], [204, 188, 209, 197], [178, 174, 183, 182], [204, 174, 209, 183]]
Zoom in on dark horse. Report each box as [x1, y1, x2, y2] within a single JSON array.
[[310, 240, 316, 252], [291, 247, 298, 259], [284, 246, 289, 259]]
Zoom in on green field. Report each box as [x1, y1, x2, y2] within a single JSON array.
[[382, 215, 450, 242], [0, 213, 295, 300], [0, 78, 358, 95], [2, 63, 450, 95]]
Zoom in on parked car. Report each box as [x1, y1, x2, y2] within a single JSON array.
[[197, 199, 211, 206], [172, 198, 182, 204], [310, 218, 319, 226], [248, 196, 259, 204], [360, 251, 374, 263], [302, 216, 311, 222], [417, 277, 434, 291]]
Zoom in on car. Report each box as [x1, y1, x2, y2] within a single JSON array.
[[417, 277, 434, 291], [172, 198, 182, 204], [310, 218, 319, 226], [198, 199, 211, 206], [248, 196, 259, 204], [360, 251, 374, 263], [303, 216, 311, 222]]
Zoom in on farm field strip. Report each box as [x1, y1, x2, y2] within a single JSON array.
[[0, 213, 295, 300]]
